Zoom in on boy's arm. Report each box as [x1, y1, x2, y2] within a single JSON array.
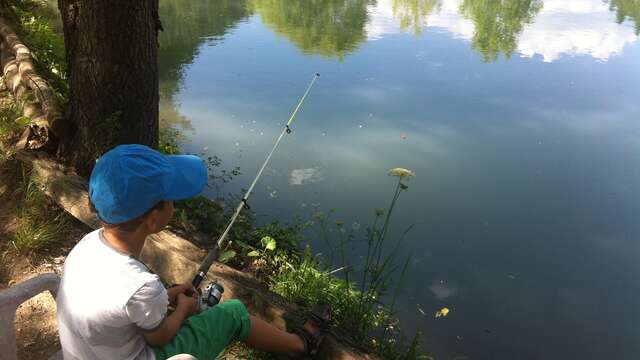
[[142, 292, 199, 347]]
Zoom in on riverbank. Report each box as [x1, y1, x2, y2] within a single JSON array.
[[0, 1, 430, 359]]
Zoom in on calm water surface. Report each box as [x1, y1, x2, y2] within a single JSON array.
[[158, 1, 640, 358]]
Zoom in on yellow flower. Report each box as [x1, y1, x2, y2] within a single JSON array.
[[435, 307, 450, 318], [388, 168, 415, 178]]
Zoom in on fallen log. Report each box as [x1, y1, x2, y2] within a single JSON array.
[[0, 17, 67, 140], [14, 150, 377, 359]]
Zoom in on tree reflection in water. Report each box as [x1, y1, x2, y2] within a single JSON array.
[[249, 0, 371, 60], [460, 0, 543, 62]]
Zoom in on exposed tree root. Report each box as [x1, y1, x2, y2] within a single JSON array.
[[0, 17, 67, 153]]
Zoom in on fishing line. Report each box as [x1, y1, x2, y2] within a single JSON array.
[[191, 73, 320, 288]]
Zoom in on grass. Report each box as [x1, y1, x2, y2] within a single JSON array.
[[271, 251, 384, 333], [12, 165, 70, 252], [0, 97, 28, 165], [0, 99, 27, 139]]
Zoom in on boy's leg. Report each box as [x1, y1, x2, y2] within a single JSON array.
[[153, 299, 311, 359], [245, 315, 306, 353], [153, 299, 252, 360]]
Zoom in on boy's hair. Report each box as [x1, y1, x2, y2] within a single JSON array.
[[89, 199, 166, 233]]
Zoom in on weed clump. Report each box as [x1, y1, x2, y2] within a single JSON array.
[[13, 167, 70, 252]]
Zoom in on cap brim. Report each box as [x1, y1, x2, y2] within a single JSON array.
[[164, 155, 208, 200]]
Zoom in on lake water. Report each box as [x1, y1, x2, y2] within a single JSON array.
[[158, 0, 640, 359]]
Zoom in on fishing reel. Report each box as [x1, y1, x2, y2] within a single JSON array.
[[198, 280, 225, 312]]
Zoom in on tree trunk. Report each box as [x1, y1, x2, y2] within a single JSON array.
[[58, 0, 161, 176]]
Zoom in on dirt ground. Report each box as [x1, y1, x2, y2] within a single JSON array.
[[0, 157, 90, 360]]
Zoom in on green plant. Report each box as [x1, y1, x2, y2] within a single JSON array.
[[159, 125, 184, 155], [254, 219, 305, 253], [356, 169, 415, 329], [13, 166, 69, 252], [172, 196, 225, 236], [0, 101, 28, 157], [202, 154, 241, 197], [294, 168, 430, 358], [270, 250, 385, 335], [14, 211, 67, 251], [15, 5, 68, 101], [171, 195, 254, 251]]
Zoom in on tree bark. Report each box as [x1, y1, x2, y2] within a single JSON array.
[[58, 0, 161, 176]]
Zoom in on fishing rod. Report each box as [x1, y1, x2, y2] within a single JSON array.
[[191, 73, 320, 290]]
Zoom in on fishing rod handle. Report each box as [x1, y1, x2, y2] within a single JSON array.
[[192, 245, 219, 288]]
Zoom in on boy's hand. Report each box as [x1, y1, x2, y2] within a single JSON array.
[[167, 284, 195, 306], [176, 292, 199, 316], [143, 289, 198, 347]]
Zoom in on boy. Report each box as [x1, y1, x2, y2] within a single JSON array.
[[56, 144, 329, 359]]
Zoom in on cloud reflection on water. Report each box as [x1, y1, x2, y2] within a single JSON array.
[[289, 167, 324, 185], [367, 0, 639, 62]]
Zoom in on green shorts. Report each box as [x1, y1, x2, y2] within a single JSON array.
[[152, 299, 251, 360]]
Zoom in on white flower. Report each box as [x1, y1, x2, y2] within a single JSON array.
[[388, 168, 415, 178]]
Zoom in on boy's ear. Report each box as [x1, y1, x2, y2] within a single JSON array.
[[142, 208, 162, 232]]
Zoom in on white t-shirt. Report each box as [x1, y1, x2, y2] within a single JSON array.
[[56, 229, 168, 360]]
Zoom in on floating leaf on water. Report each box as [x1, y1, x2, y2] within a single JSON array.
[[435, 307, 450, 318], [218, 250, 236, 263]]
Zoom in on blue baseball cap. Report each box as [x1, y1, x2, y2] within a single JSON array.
[[89, 144, 207, 224]]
